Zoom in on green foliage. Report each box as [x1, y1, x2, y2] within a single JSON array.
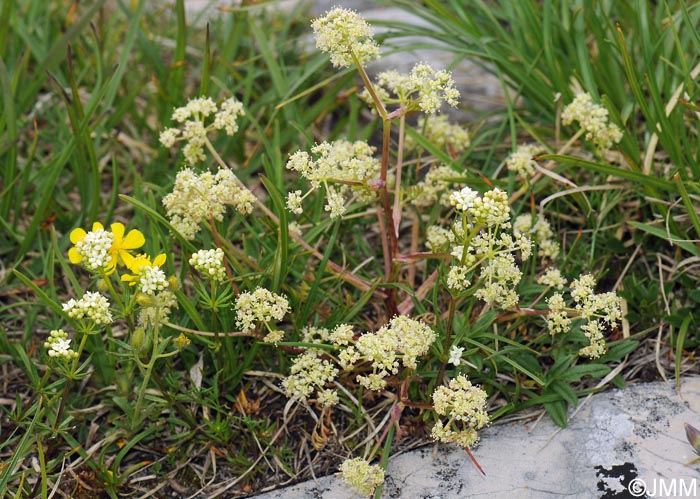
[[1, 0, 698, 497]]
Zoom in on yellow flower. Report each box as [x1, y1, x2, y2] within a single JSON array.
[[122, 253, 167, 286], [68, 222, 145, 274], [110, 223, 146, 271]]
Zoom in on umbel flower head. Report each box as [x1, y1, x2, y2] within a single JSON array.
[[506, 144, 544, 180], [445, 186, 533, 309], [160, 96, 246, 165], [163, 167, 255, 240], [234, 287, 290, 343], [338, 315, 436, 391], [282, 351, 339, 408], [339, 457, 385, 496], [431, 375, 489, 448], [362, 63, 460, 114], [69, 222, 145, 274], [561, 92, 623, 151], [286, 140, 380, 218], [513, 213, 560, 261], [311, 7, 380, 68], [189, 248, 227, 282], [45, 329, 79, 361], [405, 115, 470, 155], [411, 165, 463, 208], [63, 291, 113, 325], [543, 273, 624, 359]]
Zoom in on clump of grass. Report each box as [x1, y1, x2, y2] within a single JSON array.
[[1, 1, 698, 498]]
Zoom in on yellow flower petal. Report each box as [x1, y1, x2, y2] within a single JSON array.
[[91, 222, 104, 232], [104, 259, 117, 275], [121, 274, 138, 285], [122, 229, 145, 250], [70, 228, 86, 244], [121, 252, 137, 270], [126, 254, 151, 274], [153, 254, 167, 267], [68, 247, 82, 264], [110, 223, 125, 242]]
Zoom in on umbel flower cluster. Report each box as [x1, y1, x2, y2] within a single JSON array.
[[234, 287, 290, 344], [45, 329, 79, 361], [282, 351, 340, 408], [561, 92, 623, 151], [410, 165, 464, 207], [443, 187, 533, 310], [282, 316, 435, 410], [310, 7, 380, 68], [163, 167, 255, 240], [338, 315, 436, 390], [63, 291, 113, 325], [339, 457, 385, 496], [189, 248, 227, 282], [513, 213, 560, 261], [431, 375, 489, 448], [160, 96, 246, 165], [361, 63, 460, 114], [281, 324, 354, 407], [506, 143, 544, 180], [286, 140, 381, 218], [543, 273, 623, 358]]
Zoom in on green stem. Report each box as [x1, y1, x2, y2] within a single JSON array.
[[100, 270, 125, 310], [392, 114, 406, 242], [352, 52, 387, 120], [211, 282, 223, 374], [100, 270, 135, 332], [52, 328, 91, 432], [36, 435, 47, 499], [437, 296, 457, 386], [131, 311, 161, 432]]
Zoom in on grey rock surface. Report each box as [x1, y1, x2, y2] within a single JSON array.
[[253, 378, 700, 499]]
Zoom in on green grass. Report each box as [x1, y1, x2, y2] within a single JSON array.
[[382, 0, 700, 339], [1, 0, 700, 497]]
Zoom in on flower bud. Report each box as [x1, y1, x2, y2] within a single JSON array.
[[131, 327, 147, 353], [168, 276, 180, 291], [174, 333, 191, 350], [136, 293, 155, 307], [97, 278, 110, 292]]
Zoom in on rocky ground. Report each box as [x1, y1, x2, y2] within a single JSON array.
[[252, 378, 700, 499]]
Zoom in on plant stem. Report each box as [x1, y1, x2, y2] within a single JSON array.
[[161, 320, 250, 337], [131, 312, 162, 432], [52, 328, 91, 432], [352, 53, 387, 120], [392, 114, 406, 241], [208, 217, 239, 294], [437, 295, 457, 386], [350, 51, 399, 317]]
